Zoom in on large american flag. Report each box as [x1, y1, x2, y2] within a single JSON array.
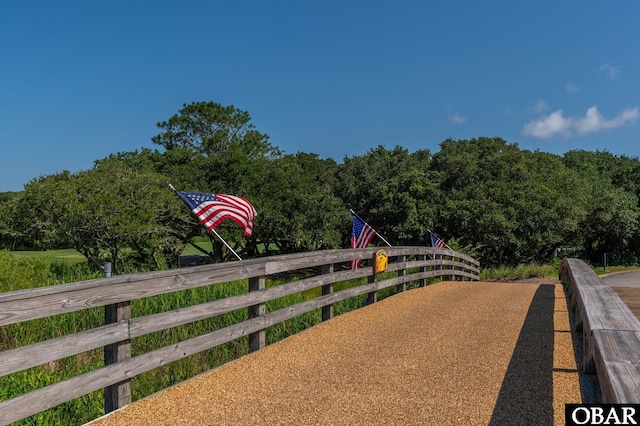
[[351, 215, 377, 269], [175, 190, 257, 237]]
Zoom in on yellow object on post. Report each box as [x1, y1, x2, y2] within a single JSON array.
[[373, 248, 389, 274]]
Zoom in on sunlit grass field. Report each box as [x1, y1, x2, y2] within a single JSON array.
[[8, 241, 216, 265], [8, 248, 87, 265]]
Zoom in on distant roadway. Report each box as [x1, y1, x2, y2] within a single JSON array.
[[602, 270, 640, 288]]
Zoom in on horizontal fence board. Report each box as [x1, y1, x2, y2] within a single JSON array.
[[129, 267, 371, 338], [593, 329, 640, 403], [0, 322, 128, 377]]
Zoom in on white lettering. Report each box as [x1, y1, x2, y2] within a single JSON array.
[[572, 407, 591, 425], [592, 407, 604, 424], [622, 407, 638, 425], [605, 407, 621, 424], [570, 406, 638, 425]]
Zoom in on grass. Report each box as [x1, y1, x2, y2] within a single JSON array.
[[593, 265, 640, 275], [8, 248, 87, 265], [479, 262, 559, 281]]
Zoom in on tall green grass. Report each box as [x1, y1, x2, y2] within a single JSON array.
[[479, 262, 559, 281]]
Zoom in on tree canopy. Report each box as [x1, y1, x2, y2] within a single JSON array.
[[3, 101, 640, 270]]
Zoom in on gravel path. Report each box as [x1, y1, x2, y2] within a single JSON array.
[[88, 281, 582, 425]]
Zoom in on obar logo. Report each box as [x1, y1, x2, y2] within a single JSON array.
[[566, 405, 639, 425]]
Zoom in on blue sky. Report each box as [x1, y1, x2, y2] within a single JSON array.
[[1, 1, 638, 192]]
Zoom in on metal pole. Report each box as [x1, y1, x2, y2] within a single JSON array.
[[211, 229, 243, 261]]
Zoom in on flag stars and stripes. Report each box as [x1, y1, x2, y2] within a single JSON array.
[[174, 190, 257, 237], [350, 215, 377, 269], [431, 232, 446, 248]]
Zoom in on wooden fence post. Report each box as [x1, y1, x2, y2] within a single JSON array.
[[321, 264, 334, 321], [104, 302, 132, 413], [396, 255, 406, 293], [104, 263, 132, 413], [419, 254, 427, 287], [435, 253, 442, 281], [367, 252, 377, 305], [248, 276, 266, 352]]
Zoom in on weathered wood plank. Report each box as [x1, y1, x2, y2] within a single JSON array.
[[104, 301, 132, 413], [560, 258, 640, 401], [579, 284, 640, 332], [128, 267, 370, 338], [248, 276, 266, 353], [592, 329, 640, 403], [321, 264, 334, 321], [0, 322, 128, 376]]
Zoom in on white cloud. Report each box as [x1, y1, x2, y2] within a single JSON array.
[[528, 101, 549, 114], [522, 110, 572, 138], [575, 106, 639, 134], [523, 106, 639, 139], [600, 63, 619, 80], [449, 112, 467, 124], [565, 84, 579, 93]]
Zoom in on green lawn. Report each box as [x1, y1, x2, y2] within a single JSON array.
[[8, 243, 216, 266], [9, 248, 87, 265], [182, 241, 213, 256]]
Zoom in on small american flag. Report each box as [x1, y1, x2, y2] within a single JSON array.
[[430, 232, 446, 248], [175, 190, 257, 237], [351, 215, 377, 269]]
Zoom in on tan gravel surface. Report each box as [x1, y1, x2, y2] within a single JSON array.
[[88, 280, 582, 425]]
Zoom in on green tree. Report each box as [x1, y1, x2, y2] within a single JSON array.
[[8, 156, 184, 273], [152, 101, 278, 159], [150, 101, 283, 262], [252, 153, 347, 254], [563, 150, 640, 264], [335, 146, 439, 247], [431, 137, 588, 266]]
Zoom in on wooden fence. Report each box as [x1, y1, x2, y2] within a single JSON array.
[[559, 258, 640, 403], [0, 246, 479, 425]]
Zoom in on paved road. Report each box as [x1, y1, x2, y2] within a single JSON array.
[[602, 270, 640, 288], [89, 281, 582, 426]]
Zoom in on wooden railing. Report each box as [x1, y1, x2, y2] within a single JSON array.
[[559, 258, 640, 403], [0, 246, 479, 425]]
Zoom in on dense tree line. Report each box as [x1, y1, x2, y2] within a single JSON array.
[[1, 101, 639, 272]]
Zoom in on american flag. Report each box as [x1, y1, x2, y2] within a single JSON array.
[[430, 232, 446, 248], [174, 190, 257, 237], [351, 215, 377, 269]]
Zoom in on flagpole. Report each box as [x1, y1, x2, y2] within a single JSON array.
[[169, 184, 243, 261], [350, 209, 392, 247], [428, 229, 452, 250], [210, 229, 243, 261]]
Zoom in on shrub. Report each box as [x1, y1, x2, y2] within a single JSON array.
[[0, 250, 53, 293]]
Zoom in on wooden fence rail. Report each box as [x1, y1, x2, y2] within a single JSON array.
[[0, 246, 479, 425], [559, 258, 640, 403]]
